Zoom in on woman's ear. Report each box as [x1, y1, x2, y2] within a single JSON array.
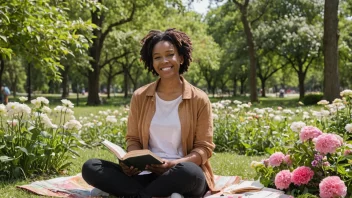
[[180, 56, 184, 65]]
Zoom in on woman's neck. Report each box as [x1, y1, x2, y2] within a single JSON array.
[[157, 76, 183, 94]]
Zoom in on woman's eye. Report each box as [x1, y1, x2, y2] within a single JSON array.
[[154, 57, 161, 60], [168, 54, 174, 57]]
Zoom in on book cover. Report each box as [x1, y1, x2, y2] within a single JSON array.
[[101, 140, 163, 171]]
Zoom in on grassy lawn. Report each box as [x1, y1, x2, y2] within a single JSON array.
[[0, 148, 265, 197], [0, 94, 315, 197]]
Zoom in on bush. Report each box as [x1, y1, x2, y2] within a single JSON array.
[[302, 94, 323, 105]]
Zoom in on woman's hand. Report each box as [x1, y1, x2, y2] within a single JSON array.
[[145, 159, 176, 175], [120, 162, 141, 176]]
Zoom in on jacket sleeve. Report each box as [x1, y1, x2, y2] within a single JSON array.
[[126, 93, 142, 150], [191, 95, 215, 165]]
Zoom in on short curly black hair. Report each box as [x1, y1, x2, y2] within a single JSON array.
[[140, 28, 193, 76]]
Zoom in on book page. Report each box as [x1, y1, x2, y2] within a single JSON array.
[[102, 140, 126, 159], [223, 181, 264, 194]]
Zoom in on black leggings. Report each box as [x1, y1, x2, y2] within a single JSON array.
[[82, 159, 208, 198]]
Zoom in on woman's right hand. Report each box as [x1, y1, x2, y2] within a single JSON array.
[[120, 162, 140, 176]]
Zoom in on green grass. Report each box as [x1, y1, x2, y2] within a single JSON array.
[[0, 148, 265, 197], [0, 94, 311, 197]]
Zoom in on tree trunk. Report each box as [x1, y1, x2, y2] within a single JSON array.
[[61, 66, 70, 99], [87, 65, 101, 105], [13, 75, 17, 98], [298, 72, 306, 101], [107, 74, 111, 99], [233, 76, 237, 97], [323, 0, 340, 102], [239, 7, 258, 102], [27, 62, 32, 101], [123, 66, 128, 98], [240, 80, 245, 95], [0, 57, 5, 88], [260, 78, 266, 97], [87, 5, 103, 105]]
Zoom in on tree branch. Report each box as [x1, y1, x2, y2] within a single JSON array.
[[100, 51, 130, 69], [250, 0, 271, 25], [100, 3, 136, 47]]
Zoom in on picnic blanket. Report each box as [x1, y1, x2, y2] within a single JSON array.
[[18, 174, 289, 197], [17, 174, 241, 198]]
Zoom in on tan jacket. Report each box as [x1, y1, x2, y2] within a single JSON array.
[[126, 76, 216, 192]]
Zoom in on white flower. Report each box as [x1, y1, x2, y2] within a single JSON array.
[[42, 106, 52, 114], [6, 102, 31, 117], [106, 115, 117, 123], [340, 89, 352, 97], [19, 97, 28, 102], [233, 100, 242, 105], [255, 109, 265, 114], [345, 124, 352, 133], [120, 117, 128, 123], [290, 121, 306, 132], [53, 106, 74, 115], [61, 99, 74, 108], [31, 97, 49, 107], [83, 122, 95, 128], [242, 104, 251, 108], [64, 120, 82, 130], [317, 100, 329, 105], [7, 119, 18, 126], [40, 113, 56, 128], [332, 98, 343, 104], [320, 110, 330, 117], [282, 109, 294, 114], [0, 104, 7, 116], [273, 115, 282, 122], [212, 114, 219, 120]]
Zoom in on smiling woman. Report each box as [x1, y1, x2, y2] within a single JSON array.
[[81, 28, 217, 197]]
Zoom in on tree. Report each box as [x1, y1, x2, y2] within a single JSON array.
[[0, 0, 95, 100], [231, 0, 259, 102], [323, 0, 340, 102]]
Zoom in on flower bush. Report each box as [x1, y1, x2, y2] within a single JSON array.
[[0, 97, 86, 179]]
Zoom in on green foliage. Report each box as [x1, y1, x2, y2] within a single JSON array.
[[0, 0, 96, 81], [0, 98, 85, 179], [302, 94, 323, 106]]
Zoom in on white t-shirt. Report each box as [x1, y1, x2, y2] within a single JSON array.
[[149, 93, 184, 160]]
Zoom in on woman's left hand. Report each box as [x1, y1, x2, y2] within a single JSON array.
[[145, 159, 176, 175]]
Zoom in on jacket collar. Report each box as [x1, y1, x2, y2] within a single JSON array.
[[146, 76, 192, 99]]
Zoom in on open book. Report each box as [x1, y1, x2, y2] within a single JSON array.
[[222, 181, 264, 194], [101, 140, 163, 171]]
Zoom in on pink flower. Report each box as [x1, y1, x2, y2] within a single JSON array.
[[283, 155, 292, 166], [319, 176, 347, 198], [269, 152, 285, 167], [315, 134, 343, 154], [299, 126, 323, 142], [344, 150, 352, 156], [275, 170, 291, 190], [291, 166, 314, 186]]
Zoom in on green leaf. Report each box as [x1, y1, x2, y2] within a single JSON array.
[[0, 35, 7, 42], [16, 146, 29, 155], [0, 155, 13, 162]]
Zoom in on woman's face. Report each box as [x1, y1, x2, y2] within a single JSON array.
[[152, 40, 183, 79]]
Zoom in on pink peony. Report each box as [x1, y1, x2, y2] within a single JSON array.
[[299, 126, 323, 142], [291, 166, 314, 186], [269, 152, 285, 167], [319, 176, 347, 198], [275, 170, 291, 190], [315, 134, 343, 154], [283, 155, 292, 166]]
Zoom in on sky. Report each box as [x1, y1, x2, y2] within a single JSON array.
[[189, 0, 210, 15]]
